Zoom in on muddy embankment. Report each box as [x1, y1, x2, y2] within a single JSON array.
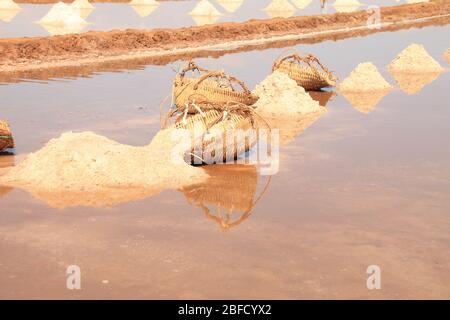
[[1, 0, 450, 81]]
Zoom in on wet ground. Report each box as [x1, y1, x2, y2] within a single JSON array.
[[0, 0, 400, 37], [1, 21, 450, 298]]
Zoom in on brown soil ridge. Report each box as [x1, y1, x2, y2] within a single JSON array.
[[1, 0, 450, 76]]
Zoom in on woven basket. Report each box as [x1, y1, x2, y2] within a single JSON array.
[[272, 53, 337, 91], [0, 120, 14, 151], [173, 62, 259, 112]]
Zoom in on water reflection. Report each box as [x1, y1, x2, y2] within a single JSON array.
[[340, 89, 391, 113], [388, 70, 443, 95], [181, 164, 268, 231]]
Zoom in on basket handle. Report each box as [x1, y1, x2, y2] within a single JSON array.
[[272, 53, 337, 82], [192, 71, 252, 95], [178, 61, 210, 79]]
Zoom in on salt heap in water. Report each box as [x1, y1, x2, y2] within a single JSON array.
[[388, 43, 443, 73], [264, 0, 295, 18], [217, 0, 243, 13], [252, 71, 326, 145], [253, 71, 325, 116], [338, 62, 392, 113], [0, 0, 20, 10], [39, 2, 87, 27], [338, 62, 392, 92], [190, 0, 221, 16], [0, 129, 207, 196], [71, 0, 94, 9], [291, 0, 312, 10], [332, 0, 362, 13]]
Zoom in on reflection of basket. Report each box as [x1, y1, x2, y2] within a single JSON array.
[[0, 120, 14, 151], [173, 62, 259, 112], [181, 164, 271, 231], [272, 53, 337, 91]]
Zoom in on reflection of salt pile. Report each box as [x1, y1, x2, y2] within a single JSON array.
[[39, 2, 88, 36], [445, 49, 450, 65], [0, 129, 208, 208], [217, 0, 243, 13], [71, 0, 94, 19], [264, 0, 295, 18], [388, 44, 444, 95], [189, 0, 221, 26], [0, 156, 14, 198], [291, 0, 312, 10], [0, 0, 21, 22], [332, 0, 362, 13], [338, 62, 392, 113], [253, 71, 326, 145], [129, 0, 159, 18]]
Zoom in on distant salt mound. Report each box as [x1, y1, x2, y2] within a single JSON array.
[[71, 0, 94, 10], [190, 0, 221, 17], [338, 62, 392, 92], [388, 43, 444, 73], [39, 2, 87, 27], [445, 49, 450, 65], [253, 71, 325, 115], [129, 0, 159, 6], [0, 0, 20, 10], [264, 0, 296, 18], [217, 0, 243, 13], [332, 0, 362, 13]]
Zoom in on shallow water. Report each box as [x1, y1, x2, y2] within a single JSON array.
[[1, 22, 450, 298], [0, 0, 400, 37]]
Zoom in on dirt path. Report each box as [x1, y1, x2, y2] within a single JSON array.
[[1, 0, 449, 76]]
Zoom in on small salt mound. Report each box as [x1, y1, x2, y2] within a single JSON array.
[[253, 71, 325, 116], [388, 43, 443, 73], [217, 0, 243, 13], [190, 0, 221, 17], [291, 0, 312, 10], [333, 0, 362, 13], [444, 49, 450, 65], [39, 2, 87, 27], [129, 0, 159, 6], [0, 129, 207, 195], [71, 0, 94, 10], [338, 62, 392, 92], [0, 8, 19, 23], [264, 0, 295, 18], [0, 0, 20, 10], [131, 4, 159, 18]]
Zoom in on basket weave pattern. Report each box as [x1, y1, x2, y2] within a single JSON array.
[[272, 53, 337, 91]]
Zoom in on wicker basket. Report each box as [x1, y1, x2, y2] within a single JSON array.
[[272, 53, 337, 91], [173, 62, 259, 112], [0, 120, 14, 151]]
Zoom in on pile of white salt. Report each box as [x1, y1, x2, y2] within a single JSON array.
[[253, 71, 325, 116], [0, 129, 207, 197], [388, 43, 444, 73], [338, 62, 392, 92], [39, 2, 87, 27], [0, 0, 20, 10], [252, 71, 326, 145]]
